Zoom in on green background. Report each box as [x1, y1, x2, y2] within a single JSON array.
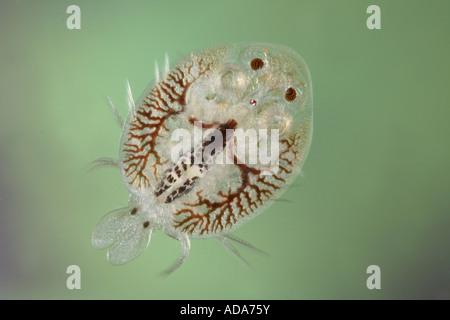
[[0, 0, 449, 299]]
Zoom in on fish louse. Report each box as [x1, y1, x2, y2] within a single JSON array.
[[92, 42, 313, 274]]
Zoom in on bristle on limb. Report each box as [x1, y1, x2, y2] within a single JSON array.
[[125, 79, 136, 117]]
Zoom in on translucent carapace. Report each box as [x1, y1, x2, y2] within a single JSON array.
[[92, 43, 313, 274]]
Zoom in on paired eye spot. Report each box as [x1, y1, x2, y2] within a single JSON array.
[[250, 99, 257, 106], [285, 87, 297, 102], [130, 208, 138, 215], [250, 58, 264, 70], [143, 221, 150, 228]]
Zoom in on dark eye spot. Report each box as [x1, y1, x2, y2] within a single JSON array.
[[250, 99, 257, 106], [130, 208, 137, 215], [250, 58, 264, 70], [285, 87, 297, 102], [143, 221, 150, 228]]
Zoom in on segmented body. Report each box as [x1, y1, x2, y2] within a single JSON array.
[[93, 43, 313, 270], [154, 119, 238, 204]]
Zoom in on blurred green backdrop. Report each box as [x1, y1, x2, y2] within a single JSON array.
[[0, 0, 449, 299]]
